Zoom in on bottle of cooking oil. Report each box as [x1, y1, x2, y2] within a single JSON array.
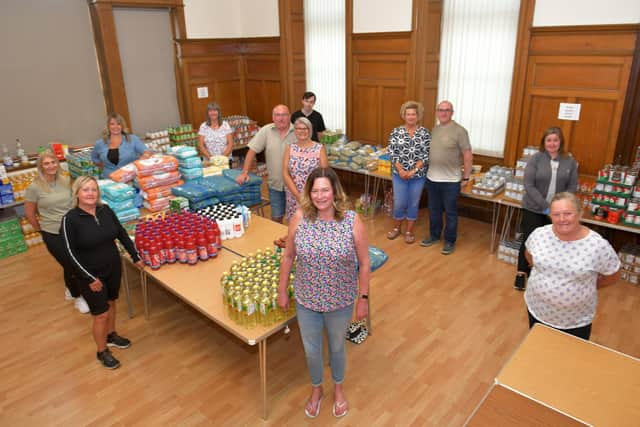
[[242, 290, 256, 329]]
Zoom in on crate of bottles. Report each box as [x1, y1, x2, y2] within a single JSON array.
[[220, 247, 295, 328], [168, 124, 198, 148], [0, 211, 28, 259], [66, 150, 102, 178]]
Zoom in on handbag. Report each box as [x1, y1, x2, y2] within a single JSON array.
[[346, 320, 368, 344]]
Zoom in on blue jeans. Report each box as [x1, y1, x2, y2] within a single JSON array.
[[268, 188, 286, 220], [392, 174, 425, 221], [296, 303, 354, 387], [426, 178, 461, 244]]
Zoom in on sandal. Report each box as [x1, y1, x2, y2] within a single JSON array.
[[305, 394, 324, 418], [333, 400, 349, 418], [387, 228, 401, 240], [404, 232, 415, 244]]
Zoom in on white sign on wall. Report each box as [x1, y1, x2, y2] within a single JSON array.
[[558, 103, 581, 121], [197, 86, 209, 99]]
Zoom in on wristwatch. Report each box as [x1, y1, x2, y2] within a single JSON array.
[[359, 294, 369, 300]]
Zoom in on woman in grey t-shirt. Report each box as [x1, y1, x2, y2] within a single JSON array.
[[24, 151, 89, 313]]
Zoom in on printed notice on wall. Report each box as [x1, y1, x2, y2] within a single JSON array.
[[558, 103, 581, 121], [197, 87, 209, 99]]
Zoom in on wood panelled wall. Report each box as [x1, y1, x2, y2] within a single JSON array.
[[177, 38, 281, 126], [346, 0, 442, 146], [279, 0, 306, 108], [175, 0, 304, 127], [506, 25, 639, 176]]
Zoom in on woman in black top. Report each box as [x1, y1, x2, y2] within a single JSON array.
[[61, 176, 143, 369]]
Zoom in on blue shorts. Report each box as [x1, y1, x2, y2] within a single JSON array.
[[268, 188, 286, 220]]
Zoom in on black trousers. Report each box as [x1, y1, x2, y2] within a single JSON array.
[[517, 209, 551, 274], [528, 311, 592, 340], [41, 231, 81, 298]]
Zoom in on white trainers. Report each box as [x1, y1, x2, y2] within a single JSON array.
[[64, 288, 73, 301], [74, 296, 90, 314]]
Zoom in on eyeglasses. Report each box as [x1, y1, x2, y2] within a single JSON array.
[[294, 127, 309, 131], [436, 108, 453, 113], [273, 113, 289, 117]]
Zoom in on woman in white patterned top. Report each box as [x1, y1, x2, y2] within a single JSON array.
[[198, 102, 233, 159], [524, 192, 620, 340]]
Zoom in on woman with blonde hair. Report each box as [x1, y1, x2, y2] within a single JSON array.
[[61, 176, 143, 369], [91, 113, 151, 178], [524, 192, 619, 339], [283, 116, 329, 220], [387, 101, 430, 243], [24, 151, 89, 313], [278, 167, 369, 418]]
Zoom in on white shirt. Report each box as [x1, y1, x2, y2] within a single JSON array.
[[525, 225, 620, 329]]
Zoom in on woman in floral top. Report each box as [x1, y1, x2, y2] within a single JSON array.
[[387, 101, 431, 244], [278, 167, 370, 419], [283, 117, 329, 220], [197, 102, 233, 159]]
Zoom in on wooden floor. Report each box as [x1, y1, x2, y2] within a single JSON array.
[[1, 210, 639, 426]]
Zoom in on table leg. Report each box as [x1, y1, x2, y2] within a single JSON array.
[[259, 339, 268, 420], [363, 174, 371, 217], [372, 177, 382, 216], [490, 202, 500, 252], [121, 257, 133, 318], [142, 270, 149, 320], [366, 294, 372, 335]]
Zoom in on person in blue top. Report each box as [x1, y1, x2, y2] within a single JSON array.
[[91, 113, 151, 178]]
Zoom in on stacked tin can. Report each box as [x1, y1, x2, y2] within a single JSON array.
[[220, 247, 295, 329]]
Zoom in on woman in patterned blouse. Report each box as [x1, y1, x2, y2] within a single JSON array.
[[278, 167, 370, 419], [283, 117, 329, 220], [524, 192, 620, 340], [197, 102, 233, 159], [387, 101, 431, 243]]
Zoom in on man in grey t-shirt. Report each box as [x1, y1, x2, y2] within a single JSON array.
[[236, 104, 295, 223], [420, 101, 472, 255]]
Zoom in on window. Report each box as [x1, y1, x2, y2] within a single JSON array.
[[303, 0, 346, 131], [438, 0, 521, 157]]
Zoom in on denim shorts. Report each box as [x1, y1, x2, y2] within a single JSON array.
[[268, 188, 286, 220]]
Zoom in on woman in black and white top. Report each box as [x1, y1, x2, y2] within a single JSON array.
[[514, 127, 578, 290], [386, 101, 431, 244], [62, 176, 143, 369]]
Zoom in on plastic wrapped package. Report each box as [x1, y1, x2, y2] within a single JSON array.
[[195, 175, 242, 196], [189, 196, 222, 210], [109, 163, 137, 183], [134, 155, 179, 177], [143, 196, 172, 212], [137, 171, 181, 191], [102, 197, 135, 211], [141, 180, 184, 200], [179, 157, 203, 169], [114, 207, 140, 224], [171, 182, 216, 202], [209, 155, 229, 166], [167, 145, 198, 159], [202, 165, 228, 177], [345, 141, 362, 150], [222, 169, 263, 187], [101, 182, 135, 201], [179, 166, 203, 181]]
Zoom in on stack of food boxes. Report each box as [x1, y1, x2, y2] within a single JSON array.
[[0, 208, 28, 259]]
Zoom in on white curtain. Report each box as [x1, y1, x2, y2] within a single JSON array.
[[438, 0, 520, 157], [303, 0, 346, 132]]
